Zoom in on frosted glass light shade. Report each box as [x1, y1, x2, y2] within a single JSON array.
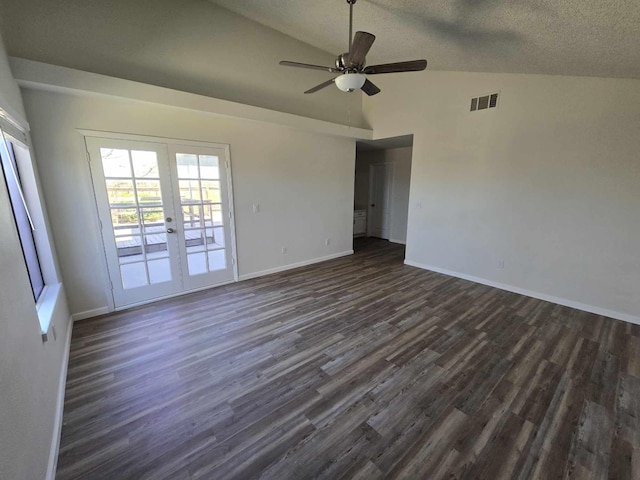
[[335, 73, 366, 92]]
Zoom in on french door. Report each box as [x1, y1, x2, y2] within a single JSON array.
[[86, 135, 237, 308]]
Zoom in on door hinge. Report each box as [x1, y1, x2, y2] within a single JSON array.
[[232, 257, 236, 265], [98, 219, 103, 230], [109, 280, 114, 290], [228, 210, 232, 219], [225, 161, 230, 169], [86, 150, 91, 162]]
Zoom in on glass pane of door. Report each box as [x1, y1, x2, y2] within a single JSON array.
[[176, 153, 227, 276]]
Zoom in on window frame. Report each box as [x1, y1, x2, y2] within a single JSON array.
[[0, 133, 45, 300], [0, 113, 63, 338]]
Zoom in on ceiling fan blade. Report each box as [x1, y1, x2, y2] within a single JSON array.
[[304, 77, 337, 94], [361, 79, 381, 96], [280, 61, 338, 73], [348, 31, 376, 68], [364, 59, 427, 75]]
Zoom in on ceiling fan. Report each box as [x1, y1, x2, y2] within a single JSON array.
[[279, 0, 427, 96]]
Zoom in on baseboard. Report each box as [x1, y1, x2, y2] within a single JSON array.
[[72, 306, 110, 321], [45, 317, 73, 480], [239, 250, 354, 281], [404, 260, 640, 326], [389, 238, 406, 245]]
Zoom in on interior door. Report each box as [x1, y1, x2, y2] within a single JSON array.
[[86, 137, 182, 307], [169, 144, 236, 290], [368, 163, 393, 239]]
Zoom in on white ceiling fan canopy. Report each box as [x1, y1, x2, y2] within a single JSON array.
[[335, 73, 366, 92]]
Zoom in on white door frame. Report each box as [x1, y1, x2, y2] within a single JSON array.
[[80, 130, 239, 311], [367, 161, 395, 239]]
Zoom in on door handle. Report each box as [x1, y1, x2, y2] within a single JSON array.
[[370, 204, 376, 207], [166, 228, 175, 233]]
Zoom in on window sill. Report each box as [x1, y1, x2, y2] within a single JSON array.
[[36, 283, 62, 341]]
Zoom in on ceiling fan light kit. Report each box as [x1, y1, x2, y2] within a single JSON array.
[[279, 0, 427, 96], [335, 73, 366, 92]]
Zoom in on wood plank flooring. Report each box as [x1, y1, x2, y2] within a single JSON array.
[[56, 238, 640, 479]]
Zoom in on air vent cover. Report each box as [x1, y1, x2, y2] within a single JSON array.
[[470, 92, 499, 112]]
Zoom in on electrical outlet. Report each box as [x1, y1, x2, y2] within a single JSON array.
[[252, 204, 260, 213], [497, 259, 505, 269], [325, 238, 331, 246], [281, 247, 287, 254]]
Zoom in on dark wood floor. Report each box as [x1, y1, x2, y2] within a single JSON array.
[[57, 238, 640, 479]]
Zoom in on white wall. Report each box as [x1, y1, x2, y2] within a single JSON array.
[[0, 0, 366, 128], [0, 32, 72, 480], [355, 146, 412, 244], [0, 32, 25, 121], [364, 71, 640, 321], [21, 86, 356, 318]]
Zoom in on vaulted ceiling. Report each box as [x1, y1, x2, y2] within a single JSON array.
[[210, 0, 640, 79]]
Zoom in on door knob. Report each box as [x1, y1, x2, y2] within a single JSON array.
[[166, 228, 175, 233], [370, 204, 375, 207], [165, 217, 172, 222]]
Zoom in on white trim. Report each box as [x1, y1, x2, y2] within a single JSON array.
[[71, 306, 110, 321], [389, 238, 406, 245], [36, 283, 62, 337], [404, 260, 640, 326], [239, 251, 354, 281], [45, 317, 73, 480], [77, 129, 231, 149], [10, 58, 373, 141], [222, 144, 239, 283], [0, 92, 30, 132]]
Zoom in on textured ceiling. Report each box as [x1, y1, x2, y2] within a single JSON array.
[[210, 0, 640, 79]]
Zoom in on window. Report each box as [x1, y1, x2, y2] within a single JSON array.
[[0, 128, 45, 300], [0, 107, 64, 342], [0, 110, 62, 338]]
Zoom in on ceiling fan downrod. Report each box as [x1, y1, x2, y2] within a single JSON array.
[[348, 0, 357, 56]]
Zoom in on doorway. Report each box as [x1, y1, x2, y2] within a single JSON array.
[[353, 134, 413, 247], [86, 134, 237, 308]]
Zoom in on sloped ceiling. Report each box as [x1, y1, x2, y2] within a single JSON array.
[[210, 0, 640, 79]]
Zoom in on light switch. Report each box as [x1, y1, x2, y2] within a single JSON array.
[[253, 204, 260, 213]]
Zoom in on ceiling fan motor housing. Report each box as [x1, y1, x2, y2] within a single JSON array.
[[336, 53, 364, 72]]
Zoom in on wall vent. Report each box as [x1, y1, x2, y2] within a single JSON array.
[[470, 92, 499, 112]]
